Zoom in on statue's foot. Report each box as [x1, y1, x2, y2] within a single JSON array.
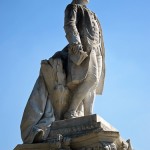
[[64, 111, 78, 119]]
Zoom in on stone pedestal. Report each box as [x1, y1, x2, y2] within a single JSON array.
[[14, 114, 132, 150], [14, 143, 56, 150]]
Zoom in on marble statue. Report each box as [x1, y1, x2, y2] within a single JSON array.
[[14, 0, 132, 150], [15, 1, 134, 149], [21, 0, 105, 144], [63, 0, 105, 119]]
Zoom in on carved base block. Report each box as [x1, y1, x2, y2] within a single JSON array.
[[14, 142, 116, 150], [14, 114, 132, 150], [14, 143, 59, 150]]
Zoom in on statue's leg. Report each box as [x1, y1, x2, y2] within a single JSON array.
[[83, 89, 96, 115], [64, 50, 98, 119], [83, 46, 102, 116]]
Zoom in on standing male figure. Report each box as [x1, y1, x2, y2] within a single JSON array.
[[64, 0, 105, 119]]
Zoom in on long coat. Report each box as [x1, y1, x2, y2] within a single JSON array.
[[64, 4, 105, 94]]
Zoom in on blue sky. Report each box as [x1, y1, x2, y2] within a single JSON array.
[[0, 0, 150, 149]]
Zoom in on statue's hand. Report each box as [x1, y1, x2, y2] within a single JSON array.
[[68, 43, 88, 65], [74, 44, 83, 54]]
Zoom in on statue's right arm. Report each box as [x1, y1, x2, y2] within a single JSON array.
[[64, 4, 88, 65], [64, 4, 81, 45]]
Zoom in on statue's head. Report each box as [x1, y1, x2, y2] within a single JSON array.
[[72, 0, 89, 5]]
